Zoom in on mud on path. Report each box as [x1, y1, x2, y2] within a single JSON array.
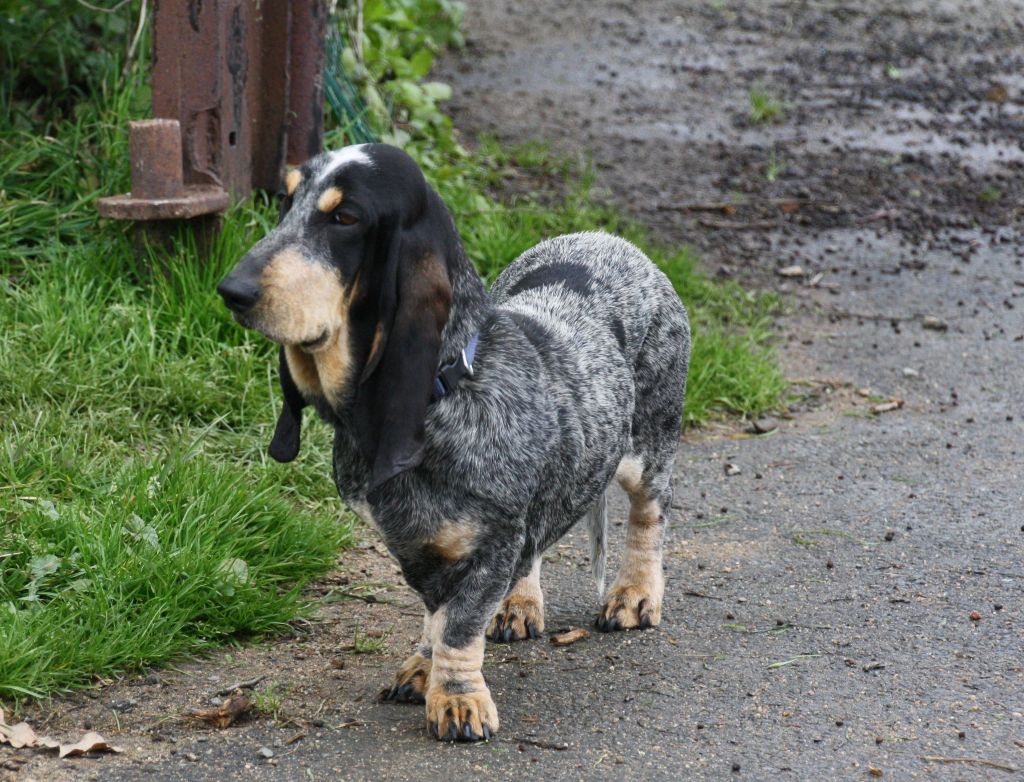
[[6, 2, 1024, 781]]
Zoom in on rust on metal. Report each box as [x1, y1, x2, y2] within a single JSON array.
[[97, 119, 230, 221], [99, 1, 327, 231], [150, 0, 326, 198], [128, 119, 184, 198], [286, 0, 327, 167]]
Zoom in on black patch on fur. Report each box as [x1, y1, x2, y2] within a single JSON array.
[[508, 311, 556, 353], [506, 262, 593, 299]]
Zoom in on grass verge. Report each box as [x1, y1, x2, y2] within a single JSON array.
[[0, 1, 784, 706]]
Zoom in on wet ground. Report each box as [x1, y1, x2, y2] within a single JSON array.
[[5, 1, 1023, 780]]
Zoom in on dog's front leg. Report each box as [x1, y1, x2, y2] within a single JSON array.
[[380, 608, 433, 704], [425, 593, 503, 742]]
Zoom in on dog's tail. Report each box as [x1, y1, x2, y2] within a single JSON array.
[[585, 488, 608, 597]]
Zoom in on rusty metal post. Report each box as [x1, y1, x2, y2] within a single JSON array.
[[98, 1, 328, 246], [287, 0, 327, 167], [97, 120, 230, 220]]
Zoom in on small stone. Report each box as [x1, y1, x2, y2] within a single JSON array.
[[969, 610, 982, 621], [922, 316, 948, 331], [902, 367, 919, 378], [748, 417, 778, 434], [258, 746, 275, 759], [724, 463, 741, 476], [185, 753, 199, 762]]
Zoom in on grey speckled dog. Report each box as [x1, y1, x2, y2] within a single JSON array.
[[217, 144, 690, 743]]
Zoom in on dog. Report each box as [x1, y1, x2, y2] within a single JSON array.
[[217, 144, 690, 742]]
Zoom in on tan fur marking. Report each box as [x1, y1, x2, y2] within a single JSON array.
[[284, 346, 322, 396], [362, 324, 385, 377], [259, 248, 353, 403], [285, 169, 302, 196], [426, 621, 498, 738], [601, 476, 665, 629], [312, 331, 353, 406], [427, 520, 478, 561], [615, 455, 645, 497], [317, 186, 343, 213], [488, 558, 544, 639], [383, 652, 431, 701]]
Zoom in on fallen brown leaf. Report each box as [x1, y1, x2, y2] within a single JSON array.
[[58, 732, 124, 758], [191, 695, 252, 729], [550, 627, 589, 647], [0, 714, 119, 759], [2, 722, 39, 749]]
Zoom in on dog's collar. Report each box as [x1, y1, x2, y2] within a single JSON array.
[[433, 334, 479, 400]]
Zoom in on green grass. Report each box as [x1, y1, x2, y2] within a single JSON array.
[[748, 85, 785, 124], [0, 2, 784, 708], [0, 87, 351, 705]]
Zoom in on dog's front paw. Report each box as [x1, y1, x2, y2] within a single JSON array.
[[380, 652, 431, 704], [487, 595, 544, 642], [595, 584, 662, 632], [425, 686, 499, 742]]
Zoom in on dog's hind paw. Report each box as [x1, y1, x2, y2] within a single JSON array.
[[426, 686, 499, 742], [487, 595, 544, 642], [595, 584, 662, 632], [379, 652, 431, 704]]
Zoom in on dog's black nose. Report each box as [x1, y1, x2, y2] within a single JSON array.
[[217, 276, 260, 314]]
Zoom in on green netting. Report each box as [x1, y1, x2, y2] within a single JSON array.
[[323, 25, 378, 145]]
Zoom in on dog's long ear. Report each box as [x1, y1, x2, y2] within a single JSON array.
[[268, 347, 307, 462], [352, 225, 452, 494]]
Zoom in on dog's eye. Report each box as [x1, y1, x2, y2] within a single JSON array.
[[332, 212, 358, 226]]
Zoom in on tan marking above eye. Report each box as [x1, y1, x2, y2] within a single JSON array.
[[317, 186, 344, 213], [285, 169, 302, 196]]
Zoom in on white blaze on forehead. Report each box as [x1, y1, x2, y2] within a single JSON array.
[[317, 145, 373, 184]]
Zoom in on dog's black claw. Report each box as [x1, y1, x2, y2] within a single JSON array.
[[430, 722, 439, 739], [526, 622, 538, 639], [640, 613, 653, 629], [483, 725, 492, 741], [503, 625, 514, 643], [447, 723, 458, 742], [462, 723, 474, 740]]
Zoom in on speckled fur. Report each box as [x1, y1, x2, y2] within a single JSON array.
[[219, 144, 690, 740]]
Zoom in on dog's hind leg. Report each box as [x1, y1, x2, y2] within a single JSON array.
[[596, 455, 671, 631], [486, 558, 544, 642], [596, 300, 689, 632], [380, 608, 433, 704]]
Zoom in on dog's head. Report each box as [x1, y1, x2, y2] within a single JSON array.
[[217, 144, 455, 491]]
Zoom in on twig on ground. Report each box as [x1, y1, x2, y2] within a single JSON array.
[[215, 675, 266, 696], [919, 756, 1017, 773]]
